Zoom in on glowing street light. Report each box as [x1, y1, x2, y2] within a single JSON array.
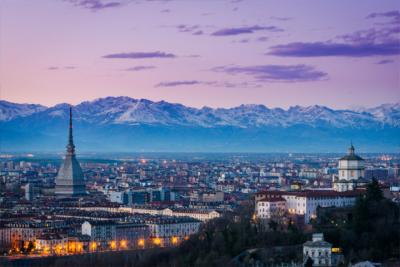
[[153, 237, 162, 246], [55, 244, 62, 255], [171, 236, 178, 245], [110, 240, 117, 250], [138, 239, 145, 247], [120, 240, 127, 249], [90, 242, 97, 252], [43, 246, 49, 255], [77, 243, 82, 253]]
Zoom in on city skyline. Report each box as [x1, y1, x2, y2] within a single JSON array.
[[0, 2, 399, 266], [1, 0, 399, 109]]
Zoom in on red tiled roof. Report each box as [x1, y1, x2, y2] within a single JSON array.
[[257, 189, 365, 198], [258, 197, 286, 202]]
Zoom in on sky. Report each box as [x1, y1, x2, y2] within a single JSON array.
[[0, 0, 399, 109]]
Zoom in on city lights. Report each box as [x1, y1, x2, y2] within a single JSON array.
[[90, 242, 97, 252], [153, 238, 162, 246], [110, 240, 117, 250], [171, 236, 178, 245], [138, 239, 145, 247], [120, 240, 128, 249]]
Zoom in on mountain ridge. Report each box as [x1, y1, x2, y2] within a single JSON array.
[[1, 97, 399, 152], [1, 97, 399, 128]]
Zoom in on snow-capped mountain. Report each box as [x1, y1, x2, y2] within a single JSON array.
[[0, 97, 399, 152], [3, 96, 396, 128], [362, 103, 400, 127], [0, 100, 46, 121]]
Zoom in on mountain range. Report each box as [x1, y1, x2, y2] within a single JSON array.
[[1, 97, 399, 152]]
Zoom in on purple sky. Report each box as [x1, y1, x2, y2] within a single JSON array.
[[0, 0, 399, 109]]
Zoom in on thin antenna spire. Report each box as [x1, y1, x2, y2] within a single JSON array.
[[67, 106, 75, 155], [69, 106, 73, 130]]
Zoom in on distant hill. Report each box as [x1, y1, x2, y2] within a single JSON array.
[[0, 97, 399, 152]]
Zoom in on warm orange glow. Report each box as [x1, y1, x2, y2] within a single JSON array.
[[110, 240, 117, 250], [120, 240, 128, 249], [171, 236, 178, 245], [153, 237, 162, 246], [184, 236, 189, 241], [69, 242, 76, 253], [332, 247, 342, 253], [55, 244, 63, 255], [90, 242, 97, 251], [138, 239, 145, 247]]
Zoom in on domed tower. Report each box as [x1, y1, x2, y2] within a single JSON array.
[[333, 143, 366, 192], [55, 107, 86, 196]]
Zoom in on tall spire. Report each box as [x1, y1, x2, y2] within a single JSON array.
[[348, 141, 355, 155], [55, 105, 86, 196], [67, 106, 75, 155]]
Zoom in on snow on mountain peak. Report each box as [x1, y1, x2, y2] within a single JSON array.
[[0, 97, 399, 128]]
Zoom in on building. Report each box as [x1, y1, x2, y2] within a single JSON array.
[[82, 220, 150, 250], [24, 183, 34, 201], [162, 208, 221, 222], [126, 190, 150, 205], [82, 206, 221, 222], [256, 189, 362, 223], [66, 234, 90, 254], [36, 233, 68, 255], [81, 221, 116, 249], [109, 191, 125, 204], [115, 222, 150, 249], [0, 220, 67, 251], [201, 191, 224, 202], [55, 107, 86, 196], [303, 233, 332, 267], [145, 216, 201, 247], [256, 197, 286, 219], [333, 144, 367, 192]]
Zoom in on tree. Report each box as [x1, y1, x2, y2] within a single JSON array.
[[27, 241, 35, 254], [268, 220, 278, 231], [304, 256, 313, 267], [365, 178, 383, 201]]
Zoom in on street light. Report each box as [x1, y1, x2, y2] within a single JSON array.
[[153, 237, 162, 246], [90, 242, 97, 252], [120, 240, 127, 249], [138, 239, 145, 248], [171, 236, 178, 245], [110, 240, 117, 250]]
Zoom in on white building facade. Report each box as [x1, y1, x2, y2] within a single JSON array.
[[333, 145, 366, 192], [256, 198, 286, 219], [303, 233, 332, 267], [256, 190, 361, 223]]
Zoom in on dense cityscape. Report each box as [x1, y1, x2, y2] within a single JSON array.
[[1, 0, 400, 266], [0, 109, 399, 266]]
